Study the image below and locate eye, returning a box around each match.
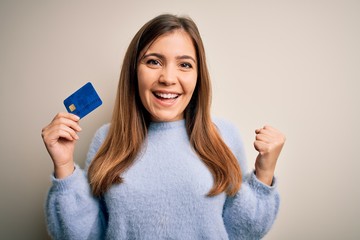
[180,62,193,69]
[146,59,161,66]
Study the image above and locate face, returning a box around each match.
[137,30,198,122]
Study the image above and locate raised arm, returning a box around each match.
[216,119,285,239]
[42,113,107,239]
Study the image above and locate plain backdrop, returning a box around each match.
[1,0,359,239]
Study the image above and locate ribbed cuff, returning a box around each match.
[50,164,88,192]
[248,170,278,196]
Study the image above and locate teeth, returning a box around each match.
[155,92,179,99]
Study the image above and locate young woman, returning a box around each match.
[42,14,285,240]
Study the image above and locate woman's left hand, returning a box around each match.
[254,125,286,186]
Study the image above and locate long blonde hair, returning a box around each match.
[88,14,242,197]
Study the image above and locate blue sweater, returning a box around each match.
[46,119,280,240]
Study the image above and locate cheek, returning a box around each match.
[137,67,157,91]
[137,70,149,104]
[137,68,145,87]
[184,74,198,94]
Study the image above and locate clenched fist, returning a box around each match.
[254,125,286,186]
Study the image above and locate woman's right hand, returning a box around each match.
[41,112,82,179]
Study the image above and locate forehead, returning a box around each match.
[142,30,196,58]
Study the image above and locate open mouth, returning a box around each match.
[153,92,180,100]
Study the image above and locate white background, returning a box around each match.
[0,0,359,239]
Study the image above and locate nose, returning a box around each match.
[159,65,177,85]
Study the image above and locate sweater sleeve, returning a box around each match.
[214,118,280,240]
[45,124,109,240]
[223,172,280,239]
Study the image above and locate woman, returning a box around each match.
[42,14,285,239]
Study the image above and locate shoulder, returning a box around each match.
[93,123,110,142]
[90,123,110,151]
[212,117,247,171]
[85,123,110,167]
[212,117,243,145]
[212,117,238,133]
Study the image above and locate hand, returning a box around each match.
[41,112,82,178]
[254,125,286,185]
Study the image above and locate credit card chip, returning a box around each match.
[69,104,76,112]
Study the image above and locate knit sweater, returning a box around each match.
[46,119,280,240]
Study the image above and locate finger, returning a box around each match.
[255,125,269,134]
[45,125,79,143]
[263,125,275,131]
[52,116,82,132]
[256,126,283,137]
[56,124,79,140]
[262,125,285,137]
[56,129,78,141]
[53,112,80,123]
[62,118,82,132]
[43,129,74,146]
[255,133,273,143]
[254,140,267,153]
[256,126,273,134]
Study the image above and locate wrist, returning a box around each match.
[54,162,75,179]
[254,168,274,186]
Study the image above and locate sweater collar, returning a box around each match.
[148,119,186,131]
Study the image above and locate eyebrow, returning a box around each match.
[142,53,197,64]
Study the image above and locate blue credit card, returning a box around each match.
[63,82,102,119]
